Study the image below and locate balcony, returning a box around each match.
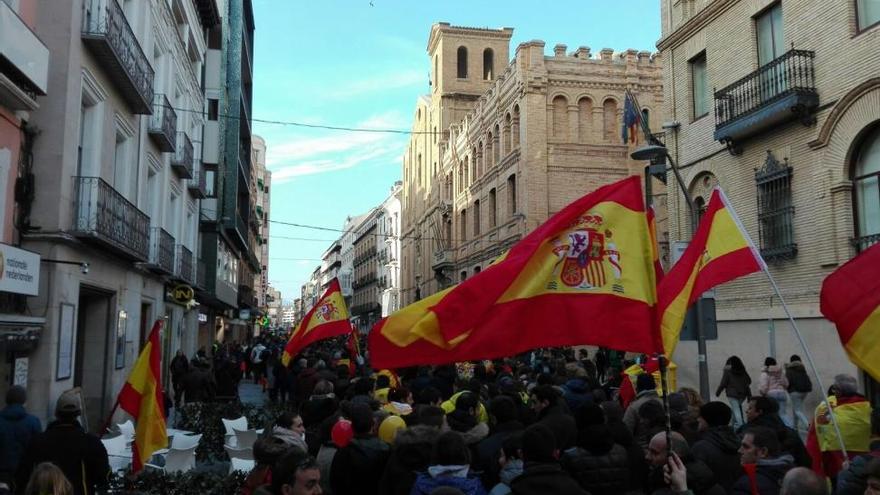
[175,244,194,284]
[714,49,818,154]
[72,177,150,261]
[432,249,454,271]
[188,169,207,198]
[351,302,381,316]
[193,0,220,28]
[196,257,207,290]
[148,94,176,152]
[171,132,194,178]
[853,233,880,253]
[0,0,49,111]
[147,227,175,274]
[81,0,154,114]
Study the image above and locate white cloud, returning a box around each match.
[323,69,426,100]
[269,142,403,184]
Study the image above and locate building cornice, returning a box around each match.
[656,0,739,52]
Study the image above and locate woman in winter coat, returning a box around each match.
[758,357,791,427]
[715,356,752,429]
[784,355,813,431]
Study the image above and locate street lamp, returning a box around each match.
[631,144,711,402]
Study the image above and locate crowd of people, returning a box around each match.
[0,337,878,495]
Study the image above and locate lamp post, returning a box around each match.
[631,144,711,402]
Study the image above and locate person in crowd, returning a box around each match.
[663,452,693,495]
[779,467,827,495]
[645,431,724,495]
[383,387,414,418]
[669,392,700,445]
[169,349,189,407]
[272,351,291,404]
[296,359,320,405]
[508,423,588,495]
[758,357,791,428]
[476,395,525,488]
[835,408,880,495]
[215,352,243,401]
[623,373,661,434]
[273,412,308,452]
[22,462,72,495]
[864,458,880,495]
[636,400,668,450]
[733,426,795,495]
[691,402,742,494]
[415,405,446,429]
[529,385,577,452]
[0,386,41,490]
[271,448,322,495]
[242,436,292,495]
[409,431,486,495]
[740,396,811,468]
[488,433,524,495]
[329,402,389,495]
[379,425,440,495]
[806,373,872,480]
[561,378,593,415]
[301,381,338,429]
[715,356,751,430]
[251,340,268,385]
[182,356,216,404]
[784,355,812,432]
[600,400,649,492]
[445,392,490,446]
[416,387,443,408]
[561,403,631,494]
[15,393,109,495]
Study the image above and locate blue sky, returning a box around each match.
[251,0,662,304]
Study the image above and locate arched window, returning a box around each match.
[417,153,422,186]
[493,124,501,163]
[503,113,512,153]
[603,98,618,141]
[485,133,493,170]
[552,95,568,139]
[457,46,468,78]
[853,125,880,251]
[458,161,464,193]
[483,48,494,80]
[474,144,481,180]
[578,97,593,143]
[433,56,438,89]
[512,105,520,148]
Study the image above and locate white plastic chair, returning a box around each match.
[171,433,202,450]
[116,420,135,444]
[147,446,197,474]
[222,416,248,447]
[233,428,259,450]
[224,445,254,461]
[229,457,255,474]
[101,435,131,472]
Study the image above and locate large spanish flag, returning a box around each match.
[281,278,351,365]
[820,242,880,382]
[117,319,167,473]
[656,187,765,355]
[370,176,662,368]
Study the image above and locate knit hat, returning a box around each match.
[699,401,732,427]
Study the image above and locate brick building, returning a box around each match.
[401,23,664,304]
[656,0,879,399]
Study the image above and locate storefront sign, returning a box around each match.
[168,284,194,305]
[0,243,40,296]
[239,309,251,320]
[13,357,28,386]
[198,312,208,323]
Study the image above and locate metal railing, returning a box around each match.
[188,169,207,198]
[171,132,193,178]
[72,177,150,260]
[853,233,880,253]
[81,0,153,112]
[149,94,176,151]
[149,227,175,274]
[176,244,194,283]
[714,49,816,129]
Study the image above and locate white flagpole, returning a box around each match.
[715,188,849,458]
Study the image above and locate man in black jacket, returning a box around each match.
[692,402,742,494]
[739,396,811,468]
[732,426,795,495]
[476,395,525,488]
[329,402,389,495]
[15,393,109,495]
[646,431,726,495]
[530,385,577,452]
[510,423,588,495]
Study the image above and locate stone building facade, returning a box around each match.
[656,0,879,401]
[352,208,380,332]
[401,23,664,305]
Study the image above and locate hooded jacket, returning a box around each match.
[409,466,488,495]
[379,425,438,495]
[537,404,578,452]
[715,366,752,400]
[784,361,812,393]
[732,454,794,495]
[691,426,743,493]
[0,404,41,481]
[623,389,660,433]
[510,462,590,495]
[489,459,524,495]
[329,434,390,495]
[562,379,593,413]
[758,366,788,396]
[476,420,525,487]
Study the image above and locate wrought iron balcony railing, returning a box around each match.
[175,244,194,283]
[72,177,150,261]
[148,227,175,274]
[713,49,818,153]
[853,233,880,253]
[188,168,207,198]
[148,94,176,152]
[171,132,193,178]
[81,0,154,114]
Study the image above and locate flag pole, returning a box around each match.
[657,354,673,463]
[759,268,848,459]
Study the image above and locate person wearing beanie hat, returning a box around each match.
[15,393,110,495]
[509,424,589,495]
[622,373,661,436]
[692,401,742,493]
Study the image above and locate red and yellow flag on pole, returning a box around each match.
[820,242,880,382]
[656,187,765,355]
[369,176,662,369]
[281,278,351,365]
[117,319,167,473]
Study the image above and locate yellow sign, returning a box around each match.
[170,284,194,305]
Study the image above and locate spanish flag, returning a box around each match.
[117,319,167,473]
[370,176,662,368]
[820,242,880,382]
[282,278,351,365]
[656,187,765,355]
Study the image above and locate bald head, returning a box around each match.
[781,467,827,495]
[646,431,689,466]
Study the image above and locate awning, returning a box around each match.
[0,314,45,352]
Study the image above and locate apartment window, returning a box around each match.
[205,169,217,197]
[207,99,219,120]
[489,188,497,228]
[457,46,468,78]
[857,0,880,31]
[853,125,880,252]
[483,48,494,80]
[507,174,517,215]
[460,208,467,241]
[602,98,618,141]
[474,200,481,236]
[756,3,783,66]
[460,271,467,282]
[690,52,709,119]
[756,151,796,260]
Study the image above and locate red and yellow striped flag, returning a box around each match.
[656,187,765,355]
[282,278,351,365]
[117,319,167,473]
[820,242,880,382]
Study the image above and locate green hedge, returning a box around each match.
[109,469,247,495]
[175,401,292,461]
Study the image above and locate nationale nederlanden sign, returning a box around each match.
[0,243,40,296]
